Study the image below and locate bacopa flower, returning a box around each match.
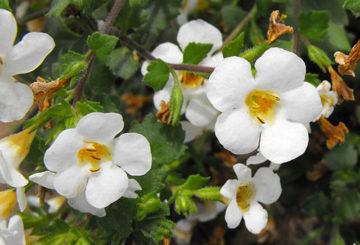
[141,19,222,128]
[29,112,152,212]
[0,9,54,122]
[0,215,26,245]
[220,164,281,234]
[207,48,322,164]
[316,80,337,119]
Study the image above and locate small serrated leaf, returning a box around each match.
[87,32,118,64]
[143,59,170,91]
[222,32,245,58]
[181,174,210,190]
[182,42,213,64]
[298,11,330,42]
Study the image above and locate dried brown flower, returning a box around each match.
[327,66,354,104]
[214,148,237,167]
[156,100,170,124]
[207,226,225,245]
[334,39,360,76]
[318,117,349,149]
[267,10,294,45]
[257,219,278,244]
[121,93,151,115]
[306,160,328,182]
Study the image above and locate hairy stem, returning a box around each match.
[293,0,301,54]
[222,5,256,48]
[72,54,95,105]
[100,0,125,34]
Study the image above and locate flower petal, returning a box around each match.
[113,133,152,176]
[246,152,267,165]
[7,215,25,245]
[220,179,239,200]
[253,167,281,204]
[260,118,308,164]
[5,32,54,76]
[185,93,218,127]
[68,192,105,217]
[180,121,204,143]
[225,199,242,229]
[177,19,222,53]
[44,129,83,172]
[0,81,33,122]
[207,57,254,112]
[29,171,56,189]
[215,108,260,155]
[0,9,17,54]
[0,151,27,187]
[243,201,268,234]
[76,112,124,143]
[123,179,142,198]
[53,166,89,198]
[153,81,173,110]
[141,42,183,75]
[233,163,252,182]
[281,82,322,124]
[16,187,27,212]
[85,163,128,208]
[254,47,305,92]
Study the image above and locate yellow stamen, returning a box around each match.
[77,141,111,169]
[180,72,205,89]
[245,90,280,125]
[236,182,255,212]
[0,190,16,220]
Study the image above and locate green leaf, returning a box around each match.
[106,47,140,80]
[130,113,187,164]
[143,59,170,91]
[87,32,118,64]
[328,21,351,51]
[305,73,321,87]
[296,228,323,245]
[168,71,183,126]
[135,165,168,194]
[299,11,330,42]
[86,58,115,95]
[343,0,360,17]
[250,20,265,45]
[221,5,246,31]
[303,192,330,218]
[115,1,143,33]
[181,174,210,190]
[182,42,213,64]
[333,191,360,220]
[76,100,104,115]
[47,0,71,16]
[130,0,149,6]
[332,227,345,245]
[55,50,87,79]
[222,32,245,58]
[240,43,268,62]
[307,44,332,72]
[0,0,11,10]
[136,192,164,221]
[324,143,357,171]
[97,198,137,239]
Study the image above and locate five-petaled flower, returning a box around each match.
[29,112,152,214]
[220,163,281,234]
[0,9,54,122]
[142,19,221,128]
[207,47,322,164]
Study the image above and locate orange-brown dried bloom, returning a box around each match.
[121,93,151,116]
[257,219,278,244]
[214,149,237,167]
[306,160,328,182]
[318,117,349,149]
[327,66,354,104]
[267,10,294,45]
[156,100,170,124]
[207,226,225,245]
[334,39,360,76]
[30,77,69,112]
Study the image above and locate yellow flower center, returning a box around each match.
[77,141,111,172]
[0,190,16,220]
[245,89,280,125]
[236,182,255,212]
[180,72,205,89]
[320,94,335,109]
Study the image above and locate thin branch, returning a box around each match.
[222,5,256,48]
[17,9,48,24]
[100,0,125,35]
[168,64,214,74]
[72,54,95,105]
[293,0,301,54]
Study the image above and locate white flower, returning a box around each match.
[220,164,281,234]
[0,215,26,245]
[27,195,66,213]
[29,112,152,212]
[316,80,337,119]
[0,9,54,122]
[142,19,222,128]
[180,119,215,143]
[207,47,322,164]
